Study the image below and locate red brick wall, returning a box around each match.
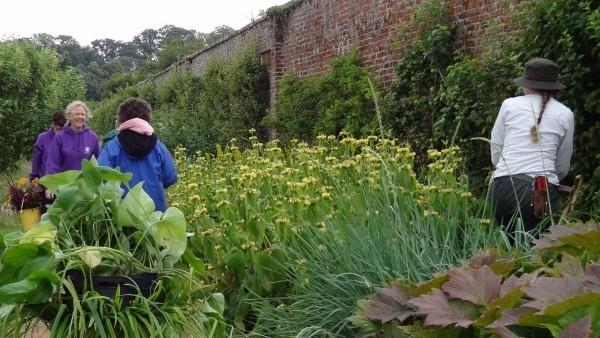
[153,0,520,101]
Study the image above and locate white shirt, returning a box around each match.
[491,94,574,185]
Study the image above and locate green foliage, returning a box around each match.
[90,82,156,136]
[153,43,269,153]
[0,161,225,337]
[388,0,600,214]
[268,51,385,141]
[156,37,204,70]
[353,222,600,337]
[171,136,511,335]
[263,72,321,141]
[514,0,600,216]
[0,40,86,173]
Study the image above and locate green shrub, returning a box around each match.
[267,51,385,142]
[388,0,600,215]
[0,40,86,172]
[264,72,321,141]
[515,0,600,216]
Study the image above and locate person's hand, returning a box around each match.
[45,189,54,200]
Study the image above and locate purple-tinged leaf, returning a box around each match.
[522,275,583,312]
[487,306,536,329]
[500,271,539,297]
[560,231,600,251]
[533,223,599,250]
[363,285,416,323]
[494,327,520,338]
[408,289,478,328]
[558,316,592,338]
[583,264,600,292]
[556,253,584,277]
[470,250,497,267]
[469,250,514,276]
[441,266,501,305]
[413,273,449,295]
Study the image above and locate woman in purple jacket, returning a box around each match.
[45,101,100,198]
[29,110,66,180]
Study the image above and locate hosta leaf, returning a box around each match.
[558,315,591,338]
[182,248,205,275]
[556,253,584,277]
[441,266,501,305]
[150,207,187,259]
[583,264,600,292]
[39,170,80,190]
[97,165,132,184]
[364,285,416,323]
[408,289,479,328]
[81,159,103,189]
[523,275,583,312]
[78,249,102,269]
[117,183,155,228]
[0,270,60,304]
[19,223,56,245]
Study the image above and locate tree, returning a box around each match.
[0,40,85,172]
[91,38,124,61]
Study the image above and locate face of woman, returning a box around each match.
[69,106,87,131]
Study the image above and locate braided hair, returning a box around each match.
[530,90,557,142]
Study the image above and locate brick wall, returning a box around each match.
[153,0,520,102]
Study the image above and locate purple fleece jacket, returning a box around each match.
[30,128,57,179]
[45,124,100,175]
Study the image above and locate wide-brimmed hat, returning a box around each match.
[513,58,565,90]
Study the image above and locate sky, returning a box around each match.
[0,0,289,46]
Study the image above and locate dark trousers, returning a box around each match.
[491,176,558,233]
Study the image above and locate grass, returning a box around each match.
[246,149,514,337]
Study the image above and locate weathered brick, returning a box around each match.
[153,0,521,105]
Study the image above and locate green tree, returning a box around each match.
[0,40,85,172]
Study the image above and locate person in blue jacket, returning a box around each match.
[98,97,177,212]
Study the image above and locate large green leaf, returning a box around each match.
[97,165,132,184]
[40,170,80,190]
[117,183,155,228]
[0,242,58,304]
[81,159,103,189]
[0,270,60,304]
[19,223,57,245]
[150,207,187,259]
[182,248,205,275]
[52,184,83,212]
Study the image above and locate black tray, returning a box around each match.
[65,269,158,305]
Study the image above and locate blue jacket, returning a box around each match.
[98,131,177,212]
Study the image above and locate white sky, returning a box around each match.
[0,0,289,46]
